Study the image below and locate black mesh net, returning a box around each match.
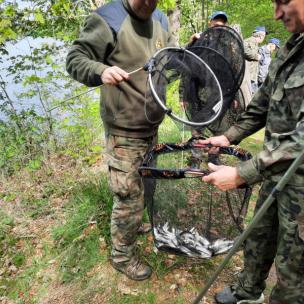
[206,88,247,136]
[139,138,252,258]
[190,26,245,91]
[146,47,223,127]
[186,46,237,122]
[186,26,246,136]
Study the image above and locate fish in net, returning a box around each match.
[139,137,252,258]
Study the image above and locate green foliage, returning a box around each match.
[216,0,290,42]
[159,0,176,12]
[0,115,46,175]
[0,0,90,46]
[0,211,14,243]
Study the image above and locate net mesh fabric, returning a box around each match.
[186,46,237,121]
[147,48,222,126]
[191,26,245,91]
[206,88,247,136]
[140,139,252,258]
[187,26,246,136]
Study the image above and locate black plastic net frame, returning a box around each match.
[186,26,246,136]
[139,137,252,259]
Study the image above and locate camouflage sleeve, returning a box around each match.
[237,114,304,185]
[66,13,114,87]
[223,76,271,184]
[244,38,259,61]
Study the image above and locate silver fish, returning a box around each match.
[209,239,234,255]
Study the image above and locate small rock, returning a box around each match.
[177,277,187,287]
[9,265,17,274]
[48,259,56,264]
[169,284,178,291]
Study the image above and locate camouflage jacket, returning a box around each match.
[225,34,304,186]
[244,36,260,83]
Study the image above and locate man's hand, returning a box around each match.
[198,135,231,147]
[188,33,201,45]
[101,66,129,85]
[202,163,246,191]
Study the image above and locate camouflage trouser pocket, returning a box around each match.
[108,157,134,198]
[106,135,155,200]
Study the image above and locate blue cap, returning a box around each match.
[269,37,280,48]
[210,11,228,22]
[253,26,268,34]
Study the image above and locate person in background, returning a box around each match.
[209,10,228,27]
[200,0,304,303]
[244,26,267,95]
[186,11,229,168]
[258,37,281,87]
[187,11,229,44]
[66,0,175,281]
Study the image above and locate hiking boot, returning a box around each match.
[138,223,152,234]
[111,257,152,281]
[215,286,264,304]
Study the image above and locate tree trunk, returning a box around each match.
[168,6,181,45]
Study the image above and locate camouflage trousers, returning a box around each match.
[233,180,304,304]
[106,134,156,264]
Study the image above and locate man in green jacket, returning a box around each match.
[66,0,174,281]
[200,0,304,303]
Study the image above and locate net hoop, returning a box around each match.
[147,47,224,127]
[138,136,252,179]
[192,25,245,91]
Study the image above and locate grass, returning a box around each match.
[52,177,113,282]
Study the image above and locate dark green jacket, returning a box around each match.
[225,34,304,186]
[66,0,174,138]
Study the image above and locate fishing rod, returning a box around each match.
[192,148,304,304]
[47,66,145,112]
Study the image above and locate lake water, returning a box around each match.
[0,37,99,121]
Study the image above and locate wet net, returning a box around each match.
[139,137,252,258]
[145,47,223,127]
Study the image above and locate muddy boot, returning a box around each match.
[111,256,152,281]
[215,286,264,304]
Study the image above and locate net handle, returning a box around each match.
[147,47,224,127]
